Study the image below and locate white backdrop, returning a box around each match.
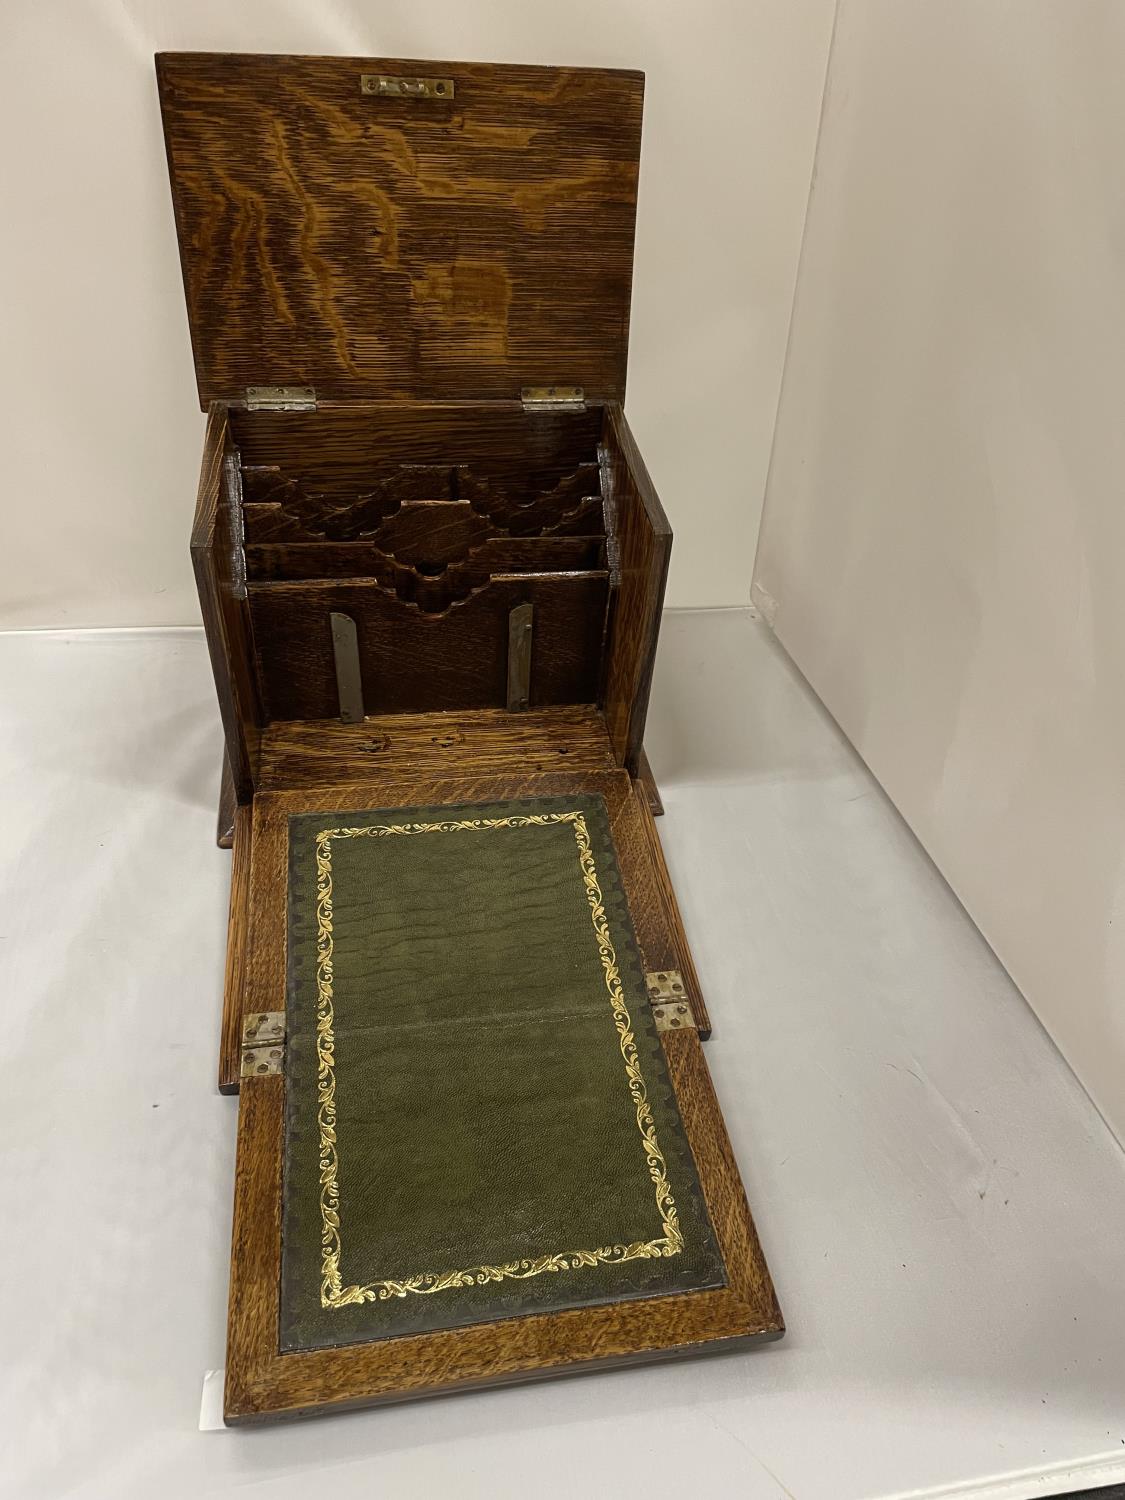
[1,0,834,627]
[755,0,1125,1144]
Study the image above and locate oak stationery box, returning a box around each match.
[157,50,782,1424]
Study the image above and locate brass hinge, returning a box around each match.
[245,385,316,412]
[240,1012,286,1078]
[645,971,696,1033]
[521,386,586,413]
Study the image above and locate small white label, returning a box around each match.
[198,1368,226,1431]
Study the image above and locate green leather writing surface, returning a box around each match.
[280,794,724,1352]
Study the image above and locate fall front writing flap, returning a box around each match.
[156,53,644,409]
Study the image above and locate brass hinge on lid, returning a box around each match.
[245,385,316,412]
[521,386,586,413]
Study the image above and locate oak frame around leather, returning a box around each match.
[226,770,782,1423]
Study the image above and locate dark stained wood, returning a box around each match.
[242,460,450,507]
[458,468,603,532]
[219,804,253,1094]
[244,489,603,549]
[240,467,448,541]
[156,54,643,408]
[241,492,605,547]
[240,457,602,536]
[217,751,236,847]
[235,506,314,543]
[635,747,664,816]
[248,573,609,720]
[230,404,601,484]
[245,535,605,583]
[229,401,613,724]
[246,538,605,612]
[600,405,671,772]
[258,704,616,789]
[226,771,781,1420]
[191,405,264,802]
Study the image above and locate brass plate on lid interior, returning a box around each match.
[361,74,454,100]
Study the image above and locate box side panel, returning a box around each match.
[191,404,264,800]
[601,407,672,770]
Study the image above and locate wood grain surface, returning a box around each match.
[230,404,601,482]
[242,489,604,547]
[601,406,672,771]
[191,406,263,802]
[248,572,609,719]
[218,804,254,1094]
[635,747,664,816]
[258,703,616,788]
[245,536,605,584]
[239,471,604,545]
[217,750,236,847]
[156,54,643,407]
[225,770,781,1420]
[249,541,604,614]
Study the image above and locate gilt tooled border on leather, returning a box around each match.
[280,793,725,1352]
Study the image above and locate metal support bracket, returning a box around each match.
[240,1012,286,1078]
[645,970,696,1033]
[331,612,365,724]
[507,603,533,711]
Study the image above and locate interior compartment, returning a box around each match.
[222,403,628,724]
[239,464,606,545]
[198,400,669,801]
[249,573,609,718]
[244,537,606,588]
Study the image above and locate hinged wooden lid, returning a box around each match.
[156,53,644,410]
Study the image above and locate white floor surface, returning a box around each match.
[2,609,1124,1500]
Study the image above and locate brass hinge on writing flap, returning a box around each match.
[521,386,586,413]
[645,971,697,1033]
[245,386,316,412]
[241,1012,285,1078]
